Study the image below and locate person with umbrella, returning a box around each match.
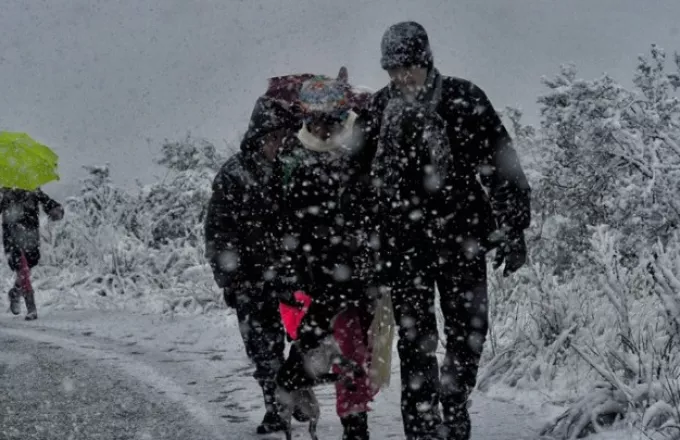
[1,188,63,319]
[0,131,63,320]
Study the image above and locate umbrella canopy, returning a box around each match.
[0,131,60,191]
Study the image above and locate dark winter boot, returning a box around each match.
[256,410,286,434]
[24,290,38,321]
[341,412,369,440]
[440,401,471,440]
[256,381,286,434]
[292,407,310,422]
[8,286,21,315]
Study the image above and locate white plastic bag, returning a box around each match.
[368,291,396,391]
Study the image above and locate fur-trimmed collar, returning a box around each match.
[296,111,358,152]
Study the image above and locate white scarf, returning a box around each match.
[296,111,358,152]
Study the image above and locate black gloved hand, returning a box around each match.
[48,205,65,221]
[210,262,232,290]
[223,287,238,309]
[269,273,306,308]
[492,229,527,277]
[276,289,306,308]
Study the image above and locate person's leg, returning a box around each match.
[341,412,369,440]
[389,256,441,439]
[7,283,21,315]
[437,254,488,440]
[6,226,42,320]
[5,245,21,316]
[8,272,22,315]
[335,307,372,440]
[22,247,40,320]
[234,281,286,433]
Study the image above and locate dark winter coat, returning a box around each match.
[355,69,531,257]
[274,135,370,306]
[0,188,61,271]
[204,96,300,291]
[204,154,279,288]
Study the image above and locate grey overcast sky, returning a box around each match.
[1,0,678,197]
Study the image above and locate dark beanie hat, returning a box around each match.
[380,21,433,70]
[240,96,300,154]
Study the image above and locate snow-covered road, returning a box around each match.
[0,329,220,440]
[0,311,544,439]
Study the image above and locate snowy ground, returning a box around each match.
[0,330,218,440]
[0,308,556,440]
[1,290,651,440]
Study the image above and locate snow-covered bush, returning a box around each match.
[135,133,229,247]
[481,45,680,439]
[156,133,228,173]
[538,46,680,263]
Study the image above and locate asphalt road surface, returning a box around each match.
[0,310,544,440]
[0,331,219,440]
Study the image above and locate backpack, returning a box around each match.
[263,68,371,115]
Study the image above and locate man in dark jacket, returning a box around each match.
[357,22,531,440]
[204,96,307,434]
[1,188,63,320]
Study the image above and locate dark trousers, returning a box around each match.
[387,249,488,439]
[3,227,40,272]
[233,281,285,411]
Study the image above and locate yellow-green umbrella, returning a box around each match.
[0,131,60,191]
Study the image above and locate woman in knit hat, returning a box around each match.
[273,72,375,440]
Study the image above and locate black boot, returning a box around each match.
[292,407,310,422]
[256,410,286,434]
[8,286,21,315]
[256,380,286,434]
[341,412,369,440]
[24,289,37,321]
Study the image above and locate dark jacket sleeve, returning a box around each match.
[204,164,243,288]
[348,98,390,285]
[35,189,61,214]
[353,92,387,179]
[348,92,389,233]
[470,85,531,234]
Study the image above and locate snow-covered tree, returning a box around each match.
[487,46,680,439]
[136,135,225,246]
[155,133,227,172]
